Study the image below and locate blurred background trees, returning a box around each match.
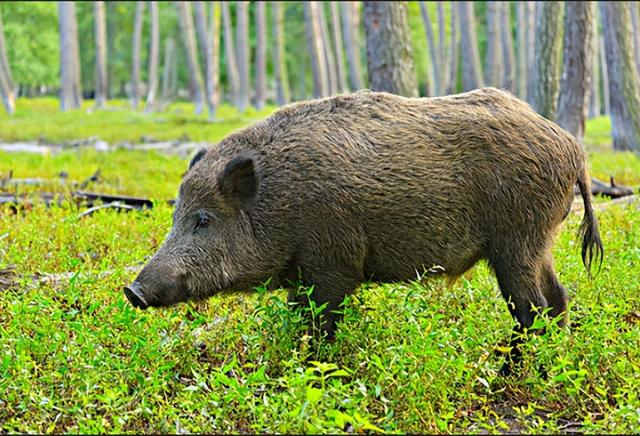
[0,1,639,151]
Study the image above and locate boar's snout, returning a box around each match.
[124,282,149,309]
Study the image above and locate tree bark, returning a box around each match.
[221,2,240,107]
[193,1,218,117]
[531,1,564,121]
[600,2,640,151]
[525,1,537,104]
[437,2,446,93]
[484,1,502,87]
[305,1,328,98]
[458,1,483,91]
[340,2,363,90]
[630,2,640,74]
[210,2,221,110]
[93,1,108,108]
[144,1,160,112]
[318,3,337,95]
[500,1,515,91]
[363,1,418,97]
[176,1,205,115]
[515,1,527,99]
[254,2,267,109]
[446,1,459,94]
[419,1,440,95]
[589,8,600,118]
[236,1,250,112]
[330,2,347,93]
[161,37,175,101]
[599,33,610,116]
[272,1,290,105]
[557,2,594,144]
[131,2,145,109]
[0,11,15,114]
[58,1,82,111]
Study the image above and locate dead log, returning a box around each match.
[574,177,637,198]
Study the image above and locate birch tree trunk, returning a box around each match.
[305,1,328,97]
[221,2,240,106]
[176,1,205,114]
[272,1,290,105]
[145,1,159,112]
[446,1,459,94]
[600,1,640,151]
[599,33,610,116]
[516,1,527,98]
[210,3,221,110]
[0,11,16,114]
[589,8,600,118]
[318,4,337,95]
[131,1,145,109]
[484,1,502,87]
[94,1,108,108]
[458,1,483,91]
[437,2,446,92]
[330,2,347,93]
[254,2,267,109]
[531,1,564,120]
[193,1,217,117]
[557,2,594,143]
[161,37,175,101]
[340,2,363,90]
[58,1,82,111]
[419,1,439,95]
[630,2,640,74]
[525,1,537,103]
[236,1,250,112]
[363,1,418,97]
[500,1,515,91]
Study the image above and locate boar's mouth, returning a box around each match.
[124,282,149,309]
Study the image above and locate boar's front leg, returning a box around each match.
[290,265,364,340]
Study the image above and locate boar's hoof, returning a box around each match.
[124,283,149,309]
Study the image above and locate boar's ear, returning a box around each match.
[188,148,208,171]
[218,156,258,207]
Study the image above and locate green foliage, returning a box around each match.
[1,106,640,432]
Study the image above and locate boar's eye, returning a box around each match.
[194,210,212,233]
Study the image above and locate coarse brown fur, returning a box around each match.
[125,88,603,369]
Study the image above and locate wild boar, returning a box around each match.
[124,88,603,370]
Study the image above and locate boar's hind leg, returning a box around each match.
[539,256,569,327]
[490,248,549,375]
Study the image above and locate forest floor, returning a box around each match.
[1,99,639,433]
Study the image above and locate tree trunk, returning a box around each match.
[419,2,439,95]
[531,1,564,120]
[446,1,459,94]
[131,2,145,109]
[176,1,205,115]
[161,37,175,101]
[254,2,267,109]
[210,2,221,110]
[193,1,217,117]
[0,11,15,114]
[236,1,250,112]
[58,1,82,111]
[221,2,240,106]
[516,1,527,99]
[630,2,640,74]
[589,8,600,118]
[340,2,363,90]
[458,1,483,91]
[272,1,290,105]
[599,33,610,116]
[94,1,108,108]
[363,1,418,97]
[525,1,537,104]
[500,1,515,91]
[600,2,640,151]
[305,1,328,98]
[318,3,337,95]
[557,2,594,144]
[330,2,347,93]
[144,1,160,112]
[437,2,446,93]
[484,1,503,87]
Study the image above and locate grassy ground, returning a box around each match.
[1,100,639,433]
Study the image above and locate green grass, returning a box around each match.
[1,100,640,433]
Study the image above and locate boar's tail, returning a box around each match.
[576,168,604,278]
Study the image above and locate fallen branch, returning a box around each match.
[573,177,637,199]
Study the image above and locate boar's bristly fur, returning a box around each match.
[126,88,603,370]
